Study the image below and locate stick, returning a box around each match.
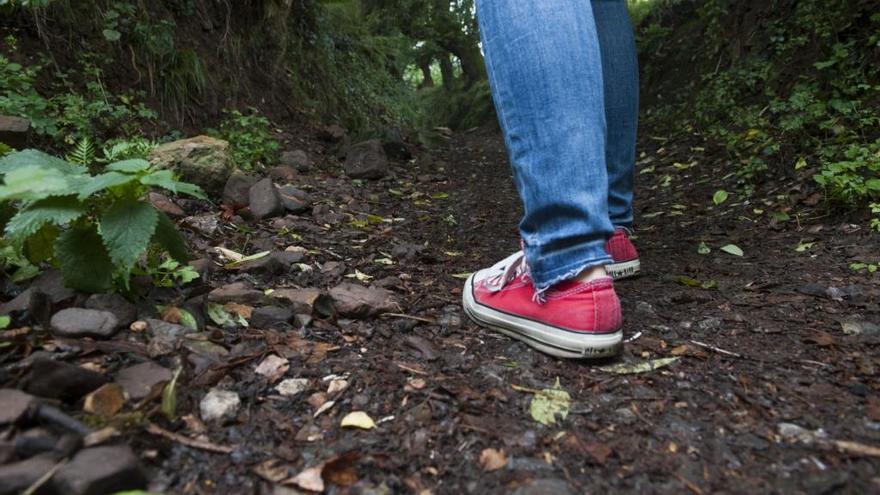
[380,313,436,324]
[146,423,234,454]
[689,340,743,359]
[22,458,67,495]
[673,472,704,495]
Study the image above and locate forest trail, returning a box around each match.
[3,127,879,494]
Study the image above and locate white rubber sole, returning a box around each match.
[462,274,623,359]
[606,259,641,280]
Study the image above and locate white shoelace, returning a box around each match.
[482,250,529,293]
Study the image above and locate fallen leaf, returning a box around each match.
[340,411,376,430]
[224,302,253,319]
[83,383,126,417]
[479,448,508,471]
[598,357,680,375]
[450,272,472,280]
[713,190,729,205]
[327,379,349,394]
[583,442,613,465]
[529,378,571,426]
[314,400,336,417]
[225,250,271,268]
[0,316,9,329]
[287,465,325,492]
[255,355,289,383]
[720,244,744,257]
[345,269,373,281]
[213,246,244,262]
[161,367,183,420]
[322,452,360,487]
[206,302,248,327]
[697,242,711,255]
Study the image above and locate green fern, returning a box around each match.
[65,137,96,167]
[0,148,205,292]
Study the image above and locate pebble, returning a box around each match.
[50,308,120,339]
[84,293,138,326]
[200,389,241,422]
[52,445,147,495]
[115,361,173,400]
[250,306,294,328]
[24,358,107,402]
[276,378,310,397]
[0,388,37,425]
[249,178,285,220]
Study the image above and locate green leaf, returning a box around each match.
[697,242,711,255]
[206,302,247,327]
[4,196,87,242]
[794,241,816,252]
[102,28,121,41]
[76,171,139,200]
[161,367,183,421]
[224,250,270,268]
[25,224,60,263]
[529,378,571,426]
[0,149,86,176]
[0,316,9,329]
[713,190,729,205]
[139,169,177,192]
[99,199,159,272]
[152,212,188,262]
[866,179,880,191]
[599,357,680,375]
[169,181,206,200]
[54,224,114,292]
[795,157,808,170]
[106,159,151,173]
[0,165,75,201]
[720,244,744,257]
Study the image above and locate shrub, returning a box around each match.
[209,109,279,170]
[0,149,204,292]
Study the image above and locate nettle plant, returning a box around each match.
[0,149,205,292]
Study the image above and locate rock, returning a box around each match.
[181,213,221,237]
[344,140,389,180]
[83,383,126,416]
[329,282,397,318]
[230,251,303,275]
[146,319,191,357]
[24,358,107,402]
[268,165,297,182]
[0,389,37,425]
[276,378,310,397]
[250,306,294,328]
[50,308,120,339]
[272,288,335,316]
[183,336,229,358]
[249,178,285,220]
[222,173,260,207]
[208,282,268,305]
[84,293,137,326]
[52,445,146,495]
[0,270,76,316]
[277,185,312,213]
[0,115,31,149]
[115,361,173,400]
[148,191,184,216]
[148,135,234,196]
[189,257,216,279]
[279,149,313,171]
[200,389,241,422]
[317,124,346,143]
[382,140,412,160]
[0,454,59,495]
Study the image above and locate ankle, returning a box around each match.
[575,265,608,282]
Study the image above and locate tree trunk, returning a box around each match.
[419,59,435,88]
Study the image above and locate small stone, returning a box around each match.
[222,173,260,207]
[268,165,297,182]
[327,379,349,395]
[317,124,346,143]
[276,378,310,397]
[382,140,412,160]
[0,270,76,316]
[130,320,148,332]
[148,191,185,216]
[200,389,241,422]
[183,336,229,358]
[50,308,120,339]
[307,392,328,409]
[249,178,285,220]
[615,407,637,426]
[0,388,37,425]
[250,306,294,328]
[208,282,268,305]
[24,358,107,402]
[329,282,398,318]
[277,185,312,213]
[181,213,221,237]
[0,454,58,495]
[189,257,215,279]
[146,319,190,357]
[84,293,138,326]
[0,115,31,149]
[279,149,313,171]
[52,446,146,495]
[115,361,173,400]
[512,479,574,495]
[272,288,334,316]
[344,139,388,180]
[83,383,126,416]
[255,355,289,383]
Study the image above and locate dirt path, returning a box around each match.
[3,128,879,494]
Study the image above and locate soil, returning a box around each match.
[2,126,880,494]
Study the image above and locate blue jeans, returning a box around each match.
[476,0,639,291]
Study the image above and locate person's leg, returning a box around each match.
[592,0,639,231]
[475,0,614,292]
[464,0,622,359]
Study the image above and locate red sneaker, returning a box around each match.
[462,252,623,358]
[605,229,640,280]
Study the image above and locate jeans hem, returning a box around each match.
[531,253,613,295]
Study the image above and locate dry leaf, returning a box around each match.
[340,411,376,430]
[479,448,508,471]
[224,302,253,319]
[254,354,289,383]
[287,465,325,492]
[327,379,349,395]
[83,383,126,416]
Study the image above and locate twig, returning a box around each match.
[689,340,743,359]
[145,423,234,454]
[22,457,67,495]
[673,472,704,495]
[380,313,436,324]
